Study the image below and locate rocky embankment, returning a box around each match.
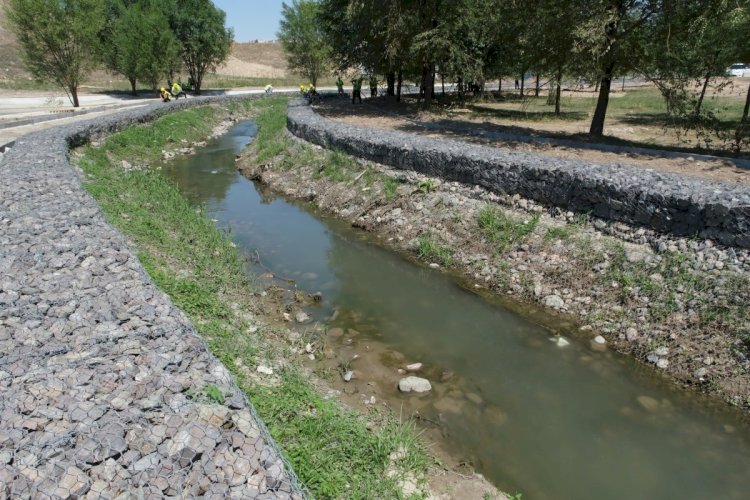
[238,130,750,412]
[0,98,304,498]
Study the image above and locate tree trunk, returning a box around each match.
[441,73,445,96]
[396,70,403,102]
[457,77,464,103]
[498,78,501,94]
[589,61,616,136]
[70,86,80,108]
[535,73,540,97]
[742,82,750,124]
[695,71,711,116]
[594,81,599,93]
[555,69,562,115]
[520,74,524,97]
[423,63,434,109]
[621,75,625,91]
[386,72,395,96]
[129,78,137,96]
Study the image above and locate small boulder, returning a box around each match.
[398,376,432,393]
[544,295,565,309]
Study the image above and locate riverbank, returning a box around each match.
[238,99,750,414]
[72,98,504,498]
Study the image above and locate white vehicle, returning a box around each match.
[728,63,750,77]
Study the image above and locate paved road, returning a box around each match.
[0,87,318,149]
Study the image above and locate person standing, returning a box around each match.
[369,75,378,98]
[352,77,363,104]
[336,76,344,95]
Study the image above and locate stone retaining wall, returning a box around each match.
[287,98,750,248]
[0,94,306,497]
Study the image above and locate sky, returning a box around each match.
[212,0,286,43]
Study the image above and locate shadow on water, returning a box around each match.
[163,119,750,500]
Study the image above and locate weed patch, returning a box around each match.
[478,205,540,252]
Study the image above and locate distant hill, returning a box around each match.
[0,0,32,81]
[216,42,289,78]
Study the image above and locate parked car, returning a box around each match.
[728,63,750,77]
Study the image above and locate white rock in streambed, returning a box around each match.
[555,337,570,347]
[405,363,423,372]
[343,371,353,382]
[398,376,432,393]
[594,335,606,345]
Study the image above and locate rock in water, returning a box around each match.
[556,337,570,347]
[343,371,353,382]
[594,335,606,345]
[405,363,423,372]
[398,376,432,393]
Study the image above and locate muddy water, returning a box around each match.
[163,120,750,500]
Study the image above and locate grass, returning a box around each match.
[477,205,540,252]
[75,98,431,498]
[318,149,357,182]
[417,233,454,266]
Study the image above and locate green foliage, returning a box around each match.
[478,205,540,252]
[316,149,353,181]
[382,176,399,201]
[417,233,453,266]
[278,0,330,86]
[254,98,292,163]
[103,1,180,94]
[4,0,105,106]
[247,370,430,497]
[169,0,233,94]
[417,179,436,194]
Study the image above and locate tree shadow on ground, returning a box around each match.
[465,104,588,122]
[314,96,750,160]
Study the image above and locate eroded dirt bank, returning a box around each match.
[237,131,750,415]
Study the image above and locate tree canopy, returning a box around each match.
[4,0,105,107]
[278,0,330,86]
[308,0,750,138]
[4,0,233,103]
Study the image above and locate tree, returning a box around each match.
[278,0,330,86]
[575,0,662,136]
[4,0,105,107]
[169,0,232,95]
[104,1,179,95]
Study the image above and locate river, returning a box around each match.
[162,119,750,499]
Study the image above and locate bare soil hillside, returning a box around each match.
[0,0,31,81]
[218,42,288,77]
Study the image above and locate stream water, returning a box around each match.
[162,120,750,499]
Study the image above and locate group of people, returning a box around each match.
[339,75,378,104]
[301,74,383,105]
[159,81,187,102]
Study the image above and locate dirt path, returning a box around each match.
[315,97,750,185]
